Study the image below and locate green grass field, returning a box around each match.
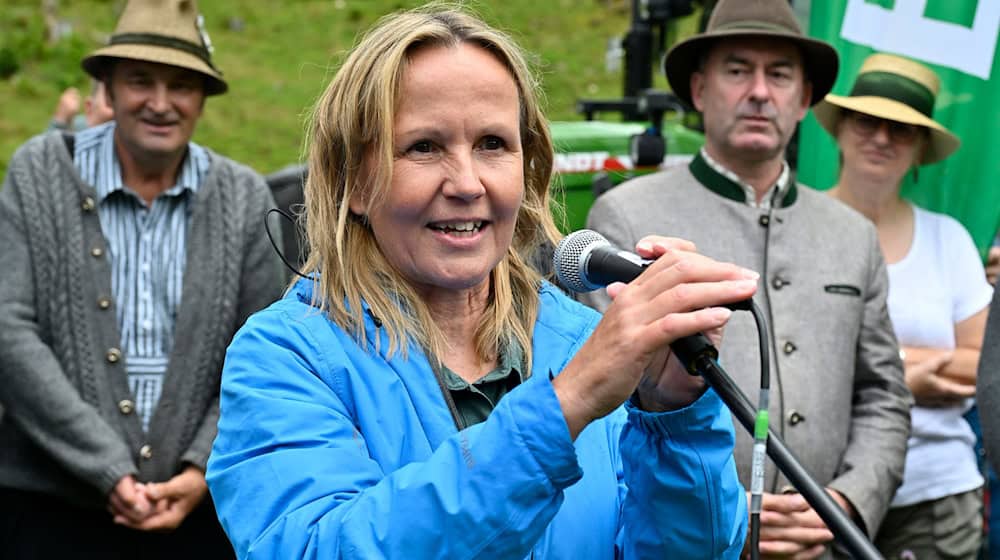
[0,0,697,178]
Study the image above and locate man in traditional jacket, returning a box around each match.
[581,0,912,557]
[0,0,283,557]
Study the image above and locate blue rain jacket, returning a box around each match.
[207,280,746,559]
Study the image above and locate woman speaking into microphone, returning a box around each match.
[206,5,757,558]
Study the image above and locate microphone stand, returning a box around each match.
[673,338,882,560]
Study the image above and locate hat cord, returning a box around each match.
[109,32,220,73]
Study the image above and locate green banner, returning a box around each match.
[798,0,1000,258]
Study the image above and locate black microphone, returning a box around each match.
[552,229,719,371]
[552,229,652,292]
[553,229,753,309]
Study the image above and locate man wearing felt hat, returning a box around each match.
[823,53,989,559]
[582,0,912,557]
[0,0,283,557]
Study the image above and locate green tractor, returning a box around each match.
[548,0,705,233]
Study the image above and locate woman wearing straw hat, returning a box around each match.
[817,53,991,558]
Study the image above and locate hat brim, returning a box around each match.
[813,95,960,164]
[664,31,838,108]
[82,44,227,96]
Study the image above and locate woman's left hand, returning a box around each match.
[606,236,756,412]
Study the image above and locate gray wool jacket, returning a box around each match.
[581,154,912,539]
[0,131,285,507]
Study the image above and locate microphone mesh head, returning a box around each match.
[553,229,609,293]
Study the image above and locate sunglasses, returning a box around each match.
[844,111,923,143]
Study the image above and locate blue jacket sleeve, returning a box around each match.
[207,307,584,560]
[617,389,747,559]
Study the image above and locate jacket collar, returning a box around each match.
[688,150,798,208]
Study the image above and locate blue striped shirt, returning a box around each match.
[74,122,209,431]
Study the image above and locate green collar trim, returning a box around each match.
[688,152,798,207]
[689,152,744,203]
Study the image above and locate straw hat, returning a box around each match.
[814,53,959,164]
[664,0,838,107]
[82,0,227,96]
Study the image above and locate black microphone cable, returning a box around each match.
[672,297,770,560]
[748,186,781,560]
[746,300,770,560]
[265,207,311,280]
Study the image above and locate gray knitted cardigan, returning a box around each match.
[0,132,285,507]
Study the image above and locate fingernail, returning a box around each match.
[741,268,760,280]
[712,308,732,322]
[636,241,652,253]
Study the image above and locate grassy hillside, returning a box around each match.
[0,0,697,178]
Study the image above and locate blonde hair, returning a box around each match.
[301,4,561,371]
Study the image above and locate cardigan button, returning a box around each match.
[783,341,797,355]
[97,297,112,310]
[81,197,96,212]
[771,276,788,290]
[788,410,805,426]
[139,444,153,460]
[118,399,135,415]
[90,247,104,258]
[106,348,122,363]
[758,215,770,227]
